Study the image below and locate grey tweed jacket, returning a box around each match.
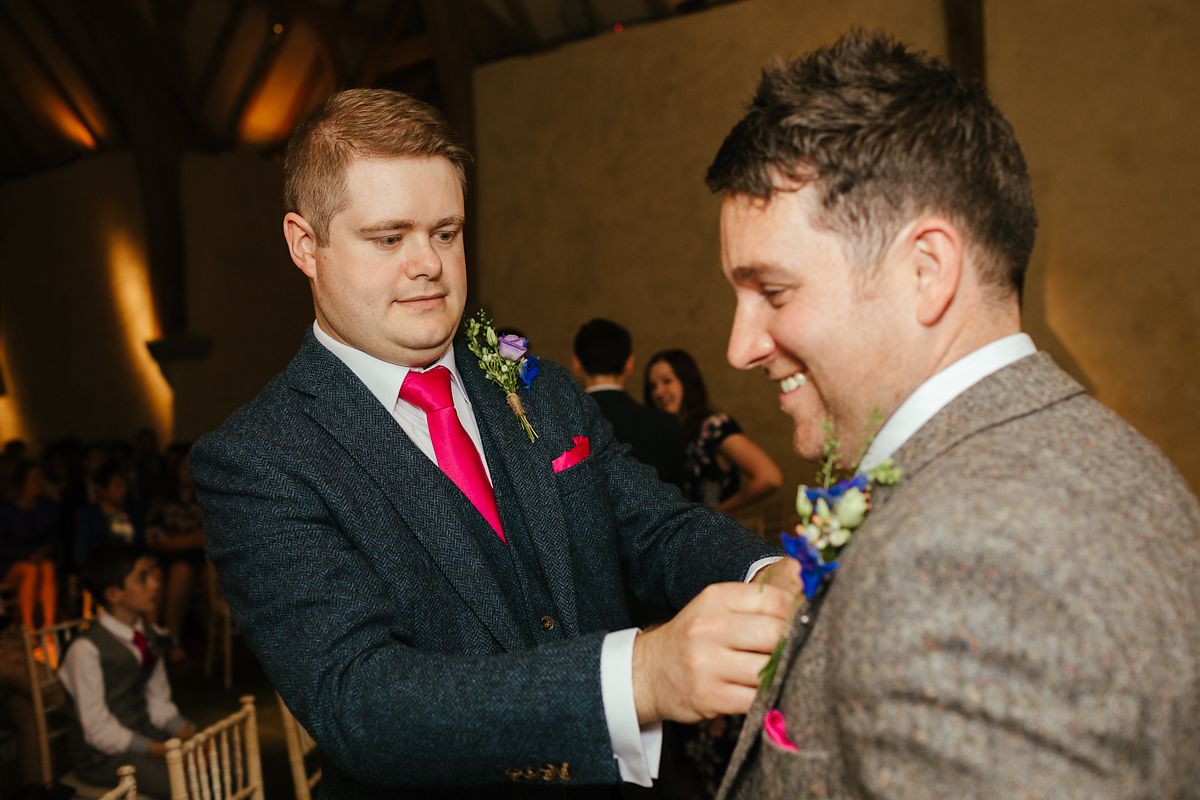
[719,353,1200,799]
[191,331,777,798]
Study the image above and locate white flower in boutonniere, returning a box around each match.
[465,310,539,443]
[757,413,901,690]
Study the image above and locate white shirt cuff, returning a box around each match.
[745,556,783,582]
[600,628,662,786]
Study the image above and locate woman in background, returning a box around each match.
[645,348,781,513]
[644,348,782,798]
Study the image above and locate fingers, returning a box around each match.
[700,581,795,621]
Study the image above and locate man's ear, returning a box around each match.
[623,354,635,379]
[103,585,121,609]
[908,217,964,327]
[283,212,319,278]
[570,355,584,379]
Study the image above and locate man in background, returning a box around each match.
[573,318,685,486]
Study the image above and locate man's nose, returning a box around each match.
[727,303,773,370]
[404,237,444,280]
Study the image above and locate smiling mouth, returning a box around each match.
[776,368,809,394]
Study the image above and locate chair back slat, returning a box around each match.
[97,764,138,800]
[165,696,263,800]
[276,691,323,800]
[219,727,232,799]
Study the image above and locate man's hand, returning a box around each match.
[750,558,804,597]
[631,582,795,725]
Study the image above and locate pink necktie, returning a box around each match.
[400,367,505,542]
[132,629,154,671]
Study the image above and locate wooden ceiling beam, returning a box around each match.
[0,3,104,148]
[194,0,248,115]
[31,0,127,144]
[245,0,377,37]
[943,0,986,84]
[225,17,292,139]
[353,0,421,86]
[360,33,435,84]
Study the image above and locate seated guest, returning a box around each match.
[645,349,782,513]
[73,464,138,571]
[572,318,686,485]
[0,461,60,633]
[0,603,45,788]
[59,544,195,799]
[145,454,204,663]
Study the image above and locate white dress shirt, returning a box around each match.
[860,333,1037,471]
[57,610,189,756]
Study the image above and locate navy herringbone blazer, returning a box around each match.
[192,331,777,798]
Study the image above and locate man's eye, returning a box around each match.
[434,230,458,244]
[761,287,787,304]
[376,235,402,248]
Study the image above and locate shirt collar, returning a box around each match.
[312,320,470,413]
[96,608,143,641]
[859,333,1036,471]
[584,383,624,394]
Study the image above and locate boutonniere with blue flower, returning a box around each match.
[758,412,901,690]
[465,310,540,442]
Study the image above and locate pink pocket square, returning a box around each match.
[763,709,799,752]
[552,435,591,473]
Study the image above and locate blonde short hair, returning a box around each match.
[283,89,471,245]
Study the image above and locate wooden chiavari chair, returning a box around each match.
[276,692,322,800]
[20,618,103,790]
[97,765,138,800]
[165,695,264,800]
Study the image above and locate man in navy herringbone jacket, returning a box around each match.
[191,89,795,798]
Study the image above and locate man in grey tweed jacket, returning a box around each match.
[706,32,1200,799]
[190,89,796,798]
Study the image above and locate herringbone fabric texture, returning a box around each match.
[720,353,1200,800]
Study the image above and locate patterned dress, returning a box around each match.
[682,413,743,508]
[679,413,746,796]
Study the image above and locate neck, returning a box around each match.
[919,291,1021,388]
[106,606,138,627]
[579,373,625,390]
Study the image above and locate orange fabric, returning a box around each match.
[4,559,57,629]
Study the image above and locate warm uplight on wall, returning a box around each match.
[105,227,173,437]
[0,345,25,443]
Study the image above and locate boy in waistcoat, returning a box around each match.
[58,544,194,797]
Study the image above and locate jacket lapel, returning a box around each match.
[454,337,581,637]
[285,333,524,650]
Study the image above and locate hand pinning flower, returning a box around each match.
[465,311,539,442]
[759,415,902,692]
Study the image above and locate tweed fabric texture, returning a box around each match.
[720,353,1200,799]
[191,331,778,798]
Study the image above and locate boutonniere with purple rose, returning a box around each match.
[758,412,901,690]
[466,310,540,442]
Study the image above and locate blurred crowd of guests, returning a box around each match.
[0,431,205,664]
